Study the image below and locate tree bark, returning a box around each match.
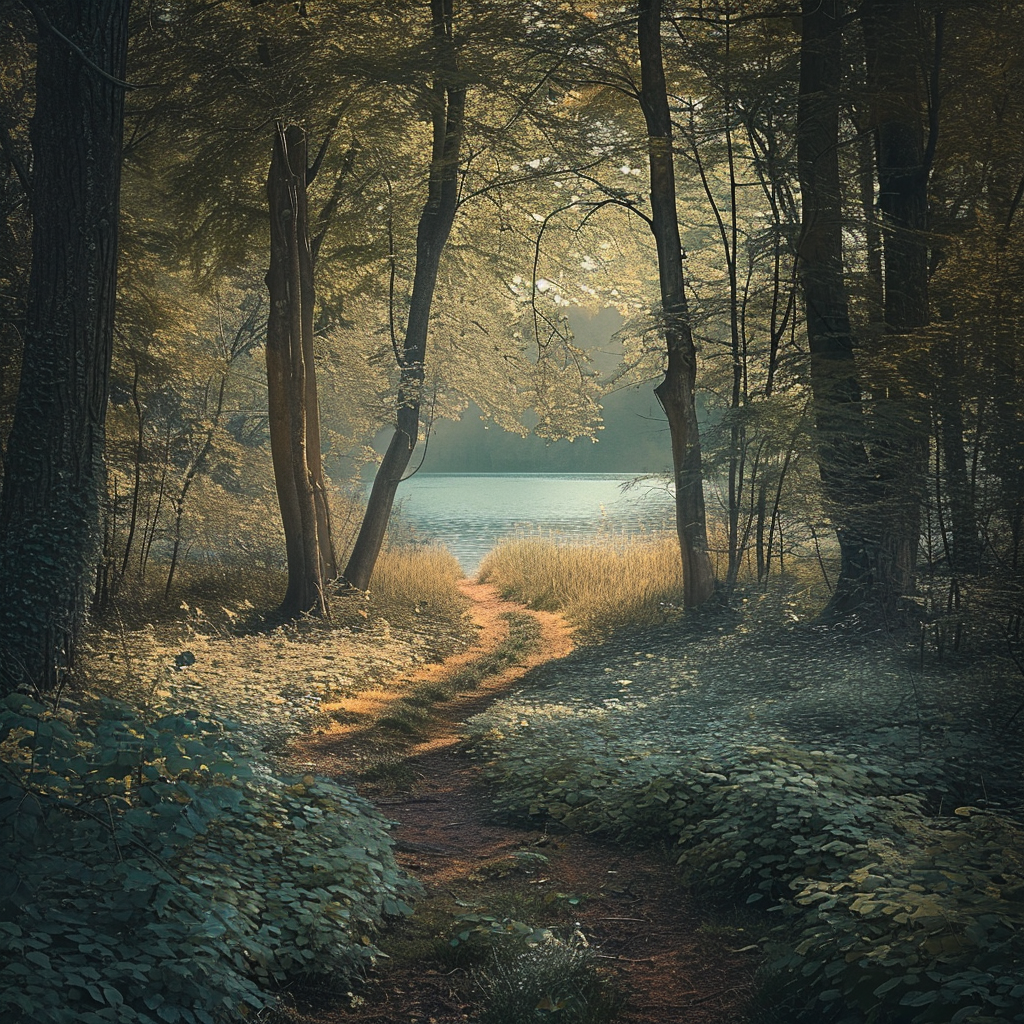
[342,0,464,592]
[265,122,335,616]
[861,0,935,598]
[0,0,131,693]
[637,0,716,609]
[796,0,880,617]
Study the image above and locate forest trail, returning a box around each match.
[286,579,574,773]
[285,581,757,1024]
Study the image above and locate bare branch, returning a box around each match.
[0,114,31,197]
[19,0,141,91]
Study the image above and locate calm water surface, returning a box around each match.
[390,473,675,573]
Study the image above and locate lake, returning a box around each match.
[388,472,676,573]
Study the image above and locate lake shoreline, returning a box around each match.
[387,471,677,574]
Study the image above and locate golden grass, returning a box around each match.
[477,532,684,635]
[109,543,469,636]
[365,543,468,626]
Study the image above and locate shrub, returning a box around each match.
[464,697,1024,1022]
[774,811,1024,1023]
[466,706,922,894]
[0,692,418,1023]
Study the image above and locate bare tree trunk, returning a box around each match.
[0,0,131,693]
[300,201,337,584]
[637,0,716,609]
[119,357,145,581]
[342,0,465,592]
[140,422,171,580]
[265,123,335,616]
[164,375,226,599]
[935,345,979,573]
[861,0,937,600]
[796,0,880,617]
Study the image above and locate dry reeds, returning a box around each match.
[367,543,468,626]
[477,532,683,635]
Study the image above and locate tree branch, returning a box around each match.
[19,0,141,91]
[0,114,31,197]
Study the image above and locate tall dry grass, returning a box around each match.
[364,543,468,627]
[478,532,684,635]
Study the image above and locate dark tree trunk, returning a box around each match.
[119,358,145,581]
[342,0,464,592]
[265,122,335,617]
[637,0,716,608]
[936,371,979,573]
[796,0,881,616]
[0,0,131,694]
[861,0,936,598]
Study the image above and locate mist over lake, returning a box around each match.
[389,472,676,573]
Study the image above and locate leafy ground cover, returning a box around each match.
[0,693,417,1024]
[0,545,472,1024]
[463,612,1024,1023]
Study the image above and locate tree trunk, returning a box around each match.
[342,0,464,592]
[0,0,131,694]
[119,358,145,581]
[164,374,226,599]
[265,122,335,616]
[861,0,936,599]
[637,0,716,609]
[796,0,880,617]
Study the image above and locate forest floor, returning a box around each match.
[277,580,760,1024]
[86,579,1021,1023]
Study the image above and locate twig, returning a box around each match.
[685,986,744,1005]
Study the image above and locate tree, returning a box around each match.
[265,122,337,616]
[341,0,465,591]
[637,0,716,607]
[0,3,32,470]
[859,0,937,594]
[665,7,803,592]
[0,0,132,693]
[795,0,880,616]
[125,0,409,615]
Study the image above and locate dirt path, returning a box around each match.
[286,582,757,1024]
[287,580,573,776]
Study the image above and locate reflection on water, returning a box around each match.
[388,472,675,574]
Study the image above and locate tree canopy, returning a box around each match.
[1,0,1023,672]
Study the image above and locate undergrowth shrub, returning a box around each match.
[0,693,418,1023]
[774,811,1024,1023]
[464,701,1024,1022]
[466,709,923,892]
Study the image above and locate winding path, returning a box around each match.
[287,579,573,774]
[285,581,757,1024]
